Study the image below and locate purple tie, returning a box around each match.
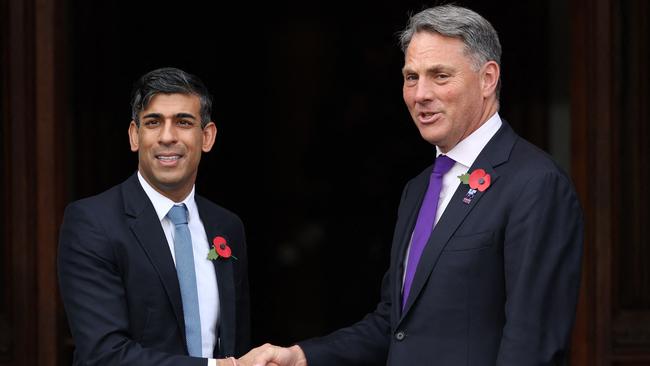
[402,155,456,309]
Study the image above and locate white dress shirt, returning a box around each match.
[402,112,503,288]
[137,172,219,364]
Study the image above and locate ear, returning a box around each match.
[201,121,217,152]
[128,121,140,152]
[480,61,500,98]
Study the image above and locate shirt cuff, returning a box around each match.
[208,358,217,366]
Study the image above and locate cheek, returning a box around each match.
[404,93,418,114]
[136,133,156,149]
[439,86,460,103]
[402,88,411,104]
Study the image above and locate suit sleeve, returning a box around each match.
[297,271,391,366]
[58,202,206,366]
[297,183,412,366]
[497,171,583,365]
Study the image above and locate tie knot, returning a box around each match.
[433,155,455,175]
[167,204,188,225]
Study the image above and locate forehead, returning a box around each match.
[403,31,471,68]
[141,93,201,116]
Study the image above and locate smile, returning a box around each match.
[156,155,181,161]
[155,154,183,165]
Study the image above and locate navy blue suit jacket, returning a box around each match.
[300,122,583,365]
[58,174,250,366]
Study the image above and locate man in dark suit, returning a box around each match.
[246,5,583,366]
[58,67,250,366]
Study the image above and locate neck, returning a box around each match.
[138,171,194,203]
[438,98,499,154]
[160,188,192,203]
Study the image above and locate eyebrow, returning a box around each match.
[141,112,198,120]
[402,64,455,75]
[175,113,197,120]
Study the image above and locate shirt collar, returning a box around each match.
[137,171,198,222]
[436,112,503,168]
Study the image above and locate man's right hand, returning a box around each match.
[237,344,307,366]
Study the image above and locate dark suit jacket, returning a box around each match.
[300,122,583,365]
[58,174,250,366]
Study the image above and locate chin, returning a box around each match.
[416,123,447,143]
[418,131,445,146]
[152,173,183,186]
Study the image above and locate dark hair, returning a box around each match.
[130,67,213,127]
[398,5,501,69]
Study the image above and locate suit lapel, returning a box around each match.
[391,169,431,321]
[122,174,186,341]
[196,196,236,358]
[399,123,517,319]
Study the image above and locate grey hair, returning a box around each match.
[130,67,213,128]
[398,5,502,71]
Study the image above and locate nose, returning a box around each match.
[414,78,434,104]
[159,120,178,144]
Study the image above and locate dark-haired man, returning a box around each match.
[246,4,583,366]
[58,67,250,366]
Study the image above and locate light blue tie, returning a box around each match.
[167,204,202,357]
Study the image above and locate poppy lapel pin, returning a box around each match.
[458,168,491,205]
[207,236,238,261]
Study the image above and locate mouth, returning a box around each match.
[155,153,183,165]
[417,111,441,124]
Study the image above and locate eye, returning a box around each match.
[435,73,450,82]
[404,73,418,81]
[143,120,159,127]
[403,73,418,86]
[177,120,195,127]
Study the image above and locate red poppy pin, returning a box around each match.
[458,169,491,204]
[207,236,237,261]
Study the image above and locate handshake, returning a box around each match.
[219,344,307,366]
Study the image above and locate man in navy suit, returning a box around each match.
[58,67,250,366]
[246,5,583,366]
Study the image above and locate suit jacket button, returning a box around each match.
[395,331,405,341]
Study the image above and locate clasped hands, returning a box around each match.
[219,344,307,366]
